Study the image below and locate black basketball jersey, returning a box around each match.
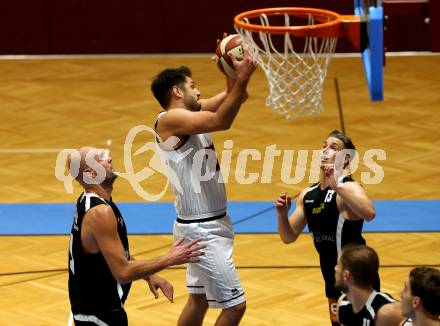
[303,176,365,257]
[338,291,396,326]
[68,192,131,315]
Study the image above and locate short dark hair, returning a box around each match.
[328,130,356,151]
[409,267,440,315]
[340,244,379,288]
[151,66,192,109]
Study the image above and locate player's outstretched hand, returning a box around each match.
[166,238,206,266]
[146,274,174,303]
[275,191,291,215]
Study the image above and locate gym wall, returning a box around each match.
[0,0,437,54]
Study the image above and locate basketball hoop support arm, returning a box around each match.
[340,15,361,51]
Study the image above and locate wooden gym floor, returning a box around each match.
[0,54,439,325]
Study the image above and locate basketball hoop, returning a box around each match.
[234,7,360,120]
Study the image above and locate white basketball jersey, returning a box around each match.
[155,112,227,220]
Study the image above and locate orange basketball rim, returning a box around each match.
[232,7,367,119]
[234,7,361,50]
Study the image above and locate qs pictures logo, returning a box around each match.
[55,125,387,201]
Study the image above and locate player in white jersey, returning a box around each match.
[155,114,227,220]
[151,47,257,326]
[399,267,440,326]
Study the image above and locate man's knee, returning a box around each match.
[188,294,209,310]
[225,301,246,317]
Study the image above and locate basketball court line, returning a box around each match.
[3,263,440,277]
[0,271,66,288]
[0,268,66,277]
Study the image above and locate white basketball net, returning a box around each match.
[235,13,338,120]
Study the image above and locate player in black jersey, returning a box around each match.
[275,130,378,325]
[400,267,440,326]
[335,244,404,326]
[68,147,206,325]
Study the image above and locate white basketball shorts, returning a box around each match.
[173,214,245,309]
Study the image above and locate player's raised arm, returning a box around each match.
[200,76,248,112]
[275,189,308,244]
[153,52,257,141]
[335,180,376,221]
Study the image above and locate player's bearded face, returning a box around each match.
[182,83,201,111]
[106,168,118,182]
[97,150,118,183]
[183,92,201,111]
[104,162,117,183]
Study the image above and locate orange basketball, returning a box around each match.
[215,34,244,79]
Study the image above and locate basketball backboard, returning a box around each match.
[355,0,384,101]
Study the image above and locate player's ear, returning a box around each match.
[344,154,350,167]
[343,269,350,282]
[172,85,183,99]
[412,296,421,309]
